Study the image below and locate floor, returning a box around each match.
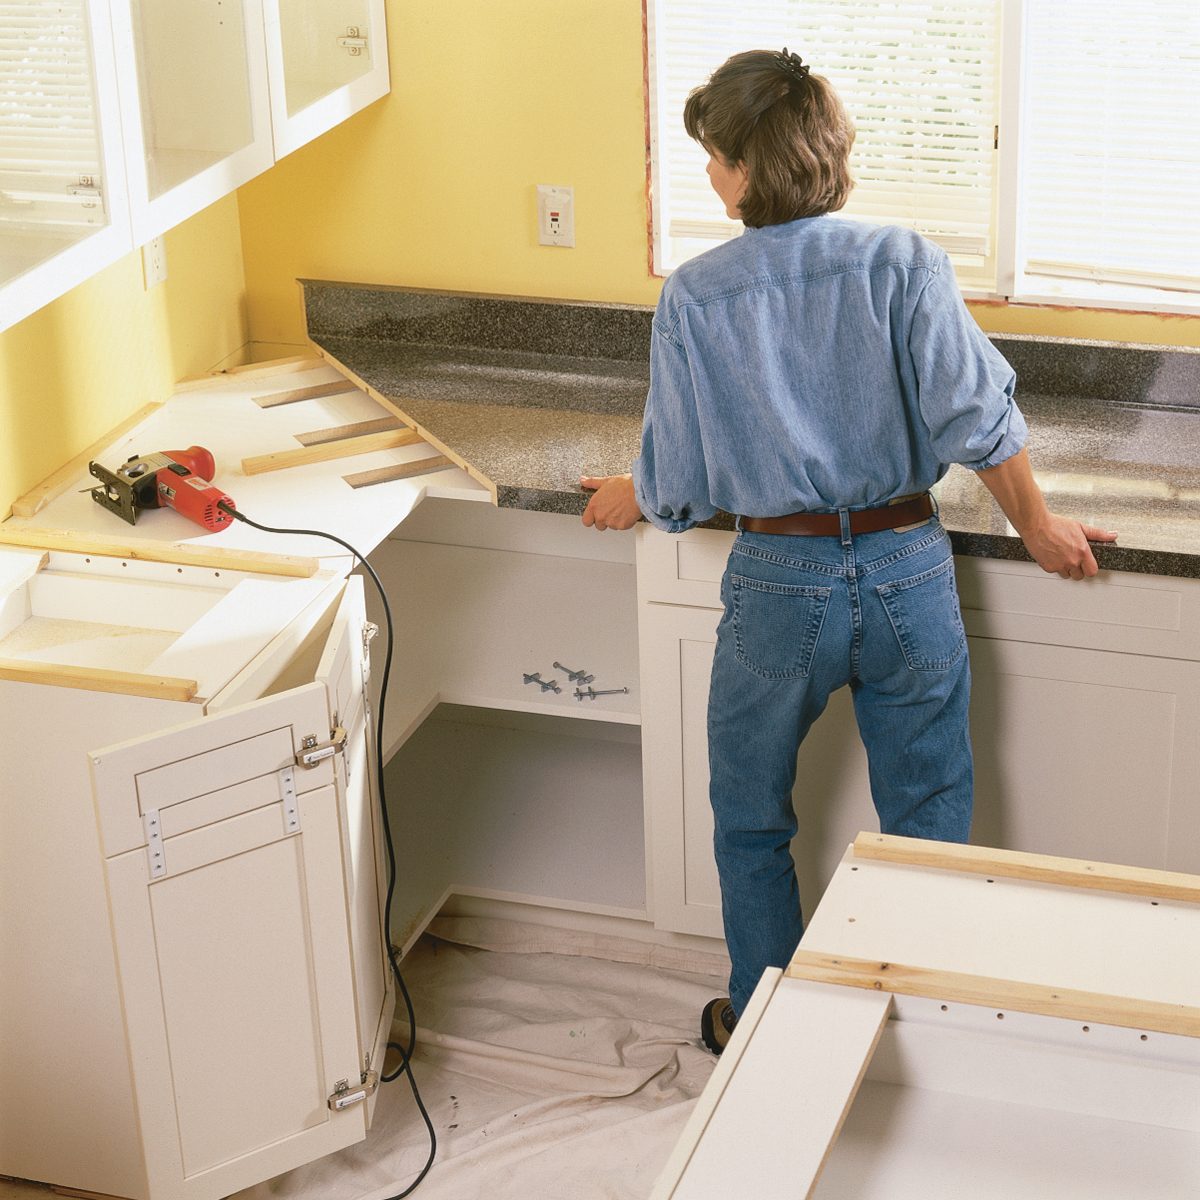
[3,920,725,1200]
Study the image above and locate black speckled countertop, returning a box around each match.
[302,281,1200,579]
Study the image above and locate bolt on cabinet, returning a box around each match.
[0,546,393,1200]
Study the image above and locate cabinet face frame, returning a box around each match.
[109,0,275,244]
[261,0,390,160]
[0,0,133,332]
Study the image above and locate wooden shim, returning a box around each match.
[240,427,423,476]
[309,342,500,504]
[786,950,1200,1038]
[173,353,325,392]
[0,659,197,702]
[342,455,457,489]
[219,353,323,377]
[853,832,1200,905]
[252,379,358,408]
[50,1184,133,1200]
[0,528,318,578]
[9,402,163,519]
[294,415,405,446]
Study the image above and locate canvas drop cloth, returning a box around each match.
[231,918,728,1200]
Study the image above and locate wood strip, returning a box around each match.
[0,528,318,578]
[50,1184,133,1200]
[308,342,500,504]
[240,427,423,476]
[294,415,405,446]
[0,659,198,702]
[220,353,323,377]
[853,832,1200,904]
[252,379,358,408]
[786,950,1200,1038]
[173,353,327,392]
[8,402,163,519]
[342,454,457,489]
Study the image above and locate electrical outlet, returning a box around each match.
[537,185,575,248]
[141,236,167,289]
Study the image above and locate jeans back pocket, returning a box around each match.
[875,557,966,671]
[730,574,832,679]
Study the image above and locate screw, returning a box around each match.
[538,678,562,694]
[522,672,543,686]
[553,661,594,684]
[574,686,630,701]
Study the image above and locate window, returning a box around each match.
[646,0,1200,312]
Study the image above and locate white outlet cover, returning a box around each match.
[141,236,167,289]
[537,185,575,248]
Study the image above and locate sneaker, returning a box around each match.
[700,997,738,1055]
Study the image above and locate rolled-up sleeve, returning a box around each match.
[909,259,1027,471]
[632,320,718,533]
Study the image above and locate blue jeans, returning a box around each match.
[707,516,972,1014]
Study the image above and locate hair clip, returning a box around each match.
[776,47,811,83]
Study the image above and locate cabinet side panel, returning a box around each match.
[0,682,184,1198]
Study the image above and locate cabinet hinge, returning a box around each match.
[278,766,300,832]
[328,1069,378,1111]
[144,808,166,879]
[338,27,368,56]
[295,726,347,769]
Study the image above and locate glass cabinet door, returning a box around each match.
[0,0,131,331]
[111,0,274,243]
[264,0,388,159]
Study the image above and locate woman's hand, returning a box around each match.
[581,474,641,531]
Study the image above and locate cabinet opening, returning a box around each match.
[384,702,647,946]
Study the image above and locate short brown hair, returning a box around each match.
[683,50,855,227]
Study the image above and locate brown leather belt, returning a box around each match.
[740,494,934,536]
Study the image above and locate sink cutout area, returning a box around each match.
[0,568,227,674]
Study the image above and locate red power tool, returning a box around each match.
[89,445,236,532]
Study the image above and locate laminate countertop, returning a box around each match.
[302,282,1200,579]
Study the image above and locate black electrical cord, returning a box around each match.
[219,501,436,1197]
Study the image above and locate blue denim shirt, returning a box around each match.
[633,216,1026,533]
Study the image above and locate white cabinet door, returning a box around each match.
[263,0,389,159]
[0,0,132,331]
[90,679,372,1198]
[110,0,274,244]
[639,602,876,939]
[314,574,393,1120]
[968,636,1200,875]
[642,596,1200,942]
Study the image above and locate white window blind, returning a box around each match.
[0,1,106,231]
[1022,1,1200,294]
[649,0,1001,273]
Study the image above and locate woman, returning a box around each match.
[582,49,1115,1054]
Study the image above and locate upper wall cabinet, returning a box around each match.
[0,0,390,334]
[110,0,276,245]
[0,0,132,331]
[263,0,388,160]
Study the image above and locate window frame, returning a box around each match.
[644,0,1200,317]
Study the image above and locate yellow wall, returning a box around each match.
[237,0,1200,351]
[0,197,248,516]
[237,0,661,345]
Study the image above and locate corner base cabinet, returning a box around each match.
[0,549,392,1200]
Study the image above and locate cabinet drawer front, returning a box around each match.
[957,558,1200,659]
[637,526,732,610]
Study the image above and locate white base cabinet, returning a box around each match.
[637,526,1200,941]
[0,553,391,1200]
